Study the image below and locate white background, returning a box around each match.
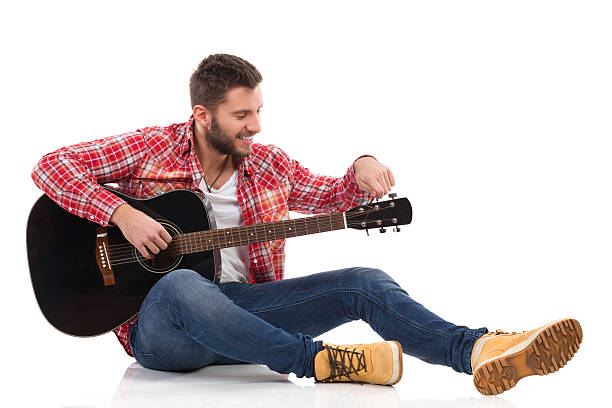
[1,1,610,407]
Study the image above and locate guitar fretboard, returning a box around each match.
[166,212,346,255]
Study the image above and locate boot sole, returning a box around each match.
[473,318,582,396]
[384,340,403,385]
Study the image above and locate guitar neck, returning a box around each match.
[168,212,346,255]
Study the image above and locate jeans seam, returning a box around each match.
[140,300,183,333]
[137,351,187,371]
[249,288,452,339]
[463,328,487,375]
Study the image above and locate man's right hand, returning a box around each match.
[110,203,172,259]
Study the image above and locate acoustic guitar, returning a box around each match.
[26,189,412,337]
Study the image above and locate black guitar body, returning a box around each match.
[27,187,412,338]
[26,189,218,337]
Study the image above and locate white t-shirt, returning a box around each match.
[199,170,250,283]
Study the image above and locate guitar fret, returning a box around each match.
[267,223,274,240]
[238,226,246,246]
[239,226,246,247]
[208,230,214,250]
[249,224,256,245]
[236,227,242,246]
[274,218,284,241]
[286,219,297,238]
[212,229,220,250]
[227,228,234,247]
[236,226,244,246]
[171,213,347,257]
[321,215,329,232]
[222,229,228,248]
[185,212,347,254]
[219,228,226,249]
[221,228,228,249]
[297,218,310,237]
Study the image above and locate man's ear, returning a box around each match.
[193,105,213,127]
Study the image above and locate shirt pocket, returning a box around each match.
[135,177,192,198]
[258,185,290,251]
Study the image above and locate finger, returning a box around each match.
[358,179,375,195]
[372,173,390,195]
[369,179,386,198]
[144,240,161,255]
[136,244,152,259]
[381,168,393,192]
[388,168,396,186]
[160,228,173,244]
[152,234,169,251]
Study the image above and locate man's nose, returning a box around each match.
[246,114,261,134]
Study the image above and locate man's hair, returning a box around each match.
[189,54,263,111]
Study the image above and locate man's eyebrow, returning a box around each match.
[230,104,263,115]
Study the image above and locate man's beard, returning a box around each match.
[205,115,253,158]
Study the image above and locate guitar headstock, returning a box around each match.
[344,194,412,232]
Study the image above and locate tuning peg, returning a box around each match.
[389,193,397,199]
[366,229,370,236]
[379,227,386,233]
[393,226,401,232]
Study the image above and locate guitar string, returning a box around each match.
[105,215,347,254]
[107,217,401,266]
[104,206,387,252]
[106,214,386,262]
[104,207,382,251]
[106,215,394,263]
[108,218,398,266]
[105,209,395,262]
[108,218,347,265]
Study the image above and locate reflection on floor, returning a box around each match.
[107,363,515,408]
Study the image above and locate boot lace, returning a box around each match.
[492,329,523,336]
[320,345,368,382]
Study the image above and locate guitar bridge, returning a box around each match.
[96,227,115,286]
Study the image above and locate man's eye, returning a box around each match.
[236,114,247,119]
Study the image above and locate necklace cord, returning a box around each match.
[202,155,229,193]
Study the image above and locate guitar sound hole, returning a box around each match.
[134,220,184,274]
[140,252,180,272]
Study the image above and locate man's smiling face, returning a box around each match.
[205,85,263,157]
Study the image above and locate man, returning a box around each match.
[32,54,582,395]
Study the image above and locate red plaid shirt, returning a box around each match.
[31,115,373,356]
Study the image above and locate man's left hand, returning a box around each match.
[353,156,395,199]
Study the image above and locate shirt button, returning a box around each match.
[253,259,258,264]
[243,198,246,203]
[90,215,94,220]
[69,207,73,211]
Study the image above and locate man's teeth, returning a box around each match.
[238,135,253,140]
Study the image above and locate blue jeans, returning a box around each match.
[129,267,488,377]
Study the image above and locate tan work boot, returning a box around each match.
[314,341,403,385]
[471,318,583,395]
